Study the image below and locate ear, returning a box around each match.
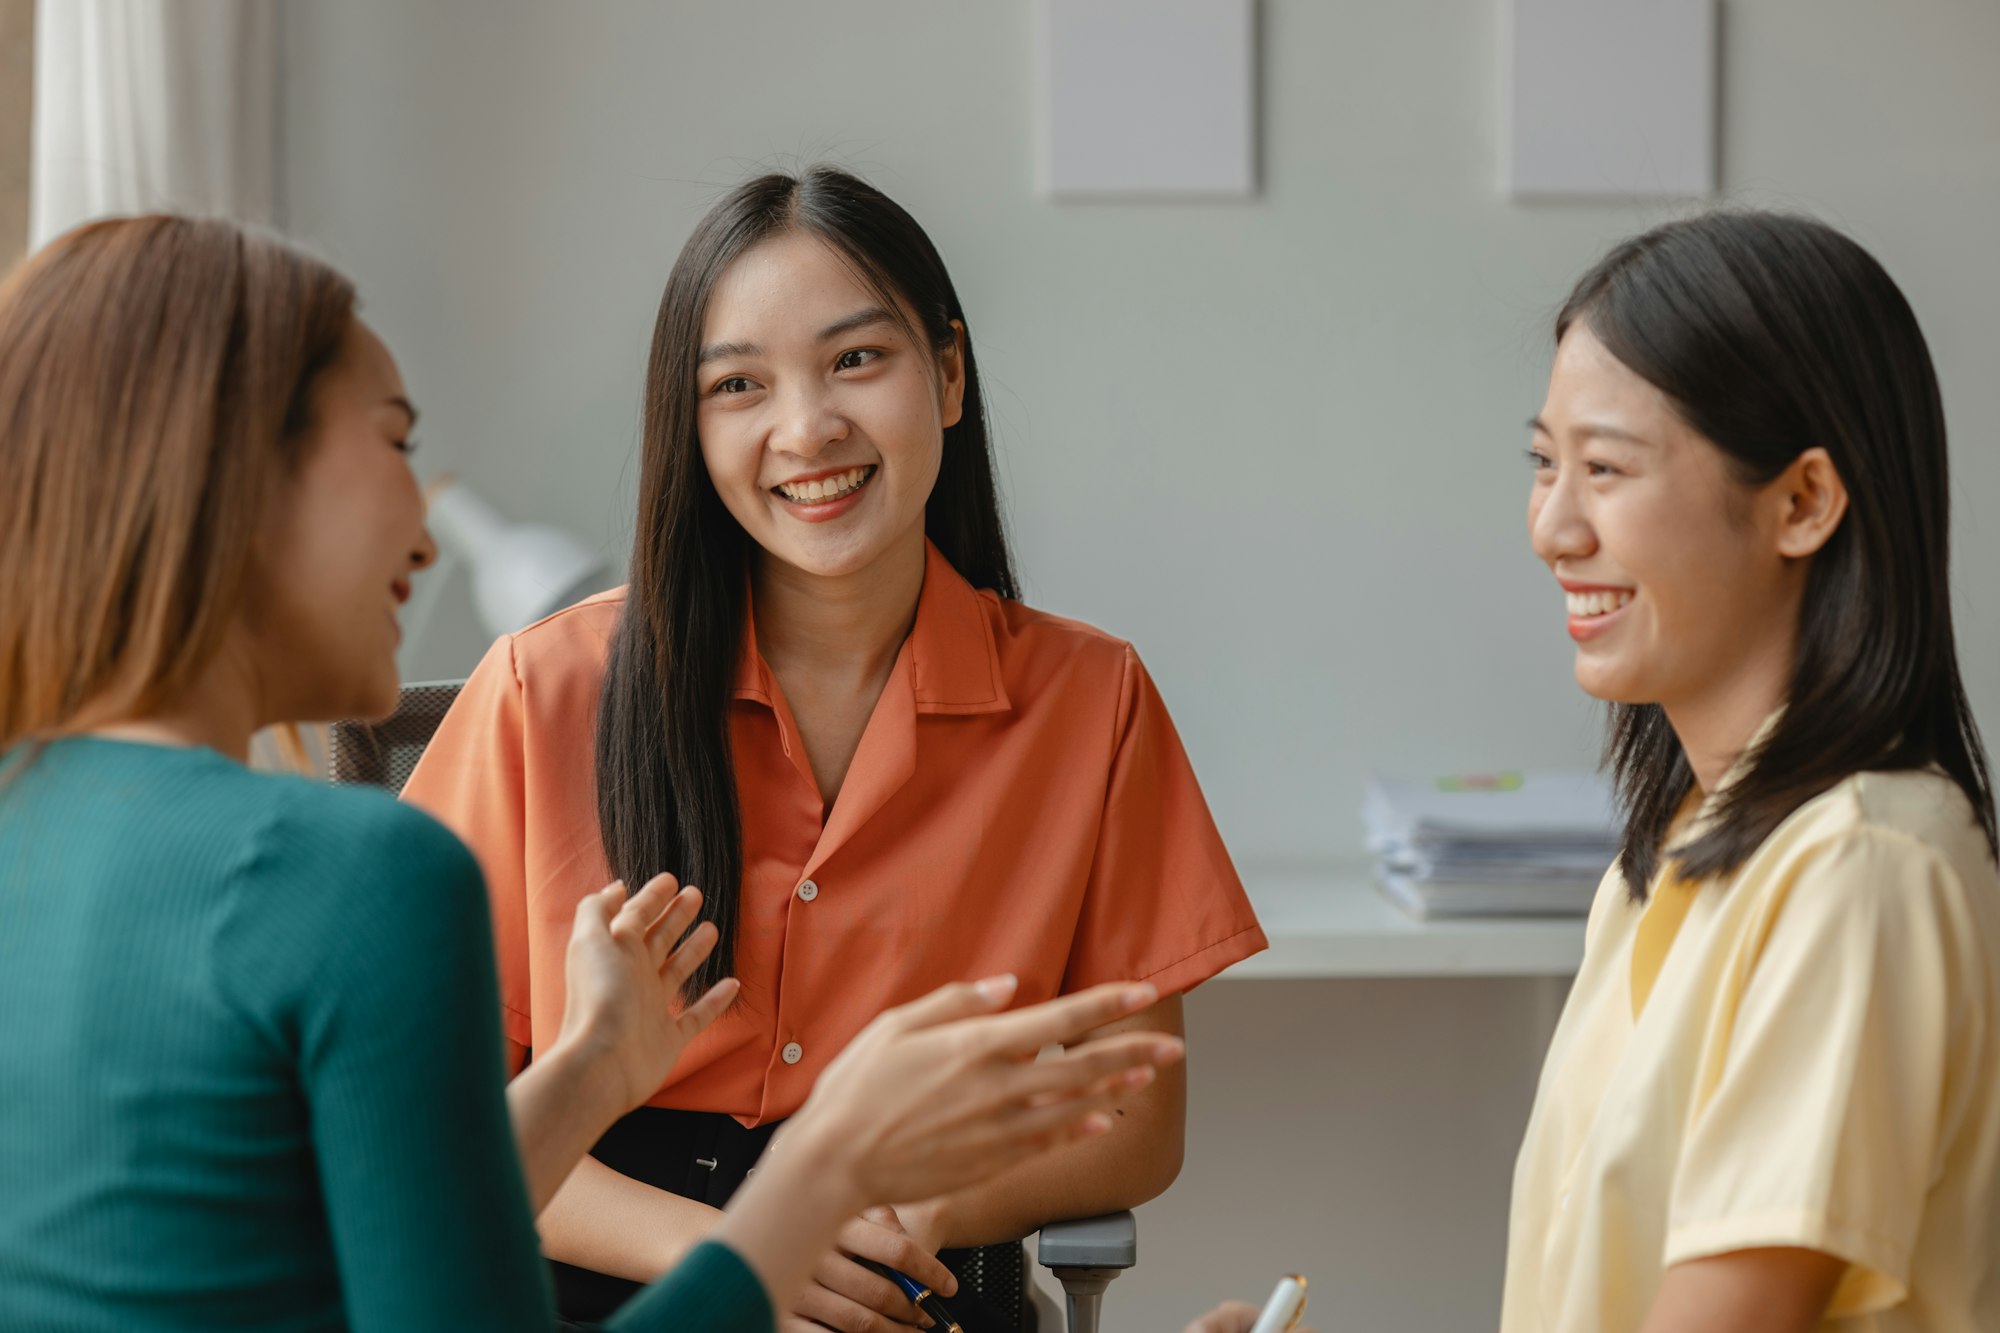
[938,320,967,430]
[1770,446,1849,559]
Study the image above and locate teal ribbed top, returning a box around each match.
[0,737,772,1332]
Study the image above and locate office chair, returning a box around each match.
[330,680,1137,1333]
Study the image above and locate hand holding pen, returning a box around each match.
[1185,1276,1315,1333]
[713,977,1184,1333]
[857,1256,963,1333]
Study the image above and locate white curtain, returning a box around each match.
[29,0,275,249]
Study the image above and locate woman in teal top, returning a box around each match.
[0,214,1181,1331]
[0,738,755,1329]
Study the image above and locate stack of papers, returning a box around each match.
[1363,772,1621,919]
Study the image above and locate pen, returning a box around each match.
[1248,1273,1308,1333]
[856,1258,964,1333]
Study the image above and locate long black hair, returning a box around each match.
[595,168,1017,992]
[1556,211,1996,896]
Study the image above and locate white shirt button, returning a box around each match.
[797,880,819,902]
[781,1041,804,1065]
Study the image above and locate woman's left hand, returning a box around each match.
[555,874,740,1113]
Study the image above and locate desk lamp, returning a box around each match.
[423,476,611,636]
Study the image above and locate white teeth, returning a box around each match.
[1565,589,1633,618]
[778,466,872,504]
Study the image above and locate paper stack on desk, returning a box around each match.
[1363,772,1621,919]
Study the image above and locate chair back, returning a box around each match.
[956,1243,1027,1329]
[326,680,465,791]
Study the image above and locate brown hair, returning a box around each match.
[0,215,355,751]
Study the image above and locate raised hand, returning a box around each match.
[556,874,740,1114]
[785,975,1184,1223]
[716,976,1184,1325]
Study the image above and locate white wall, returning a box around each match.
[279,4,2000,1328]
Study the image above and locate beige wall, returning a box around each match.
[0,0,29,266]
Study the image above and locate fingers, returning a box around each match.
[872,974,1019,1037]
[954,1061,1151,1155]
[936,1060,1170,1182]
[835,1216,956,1296]
[1184,1301,1264,1333]
[1005,1031,1184,1102]
[609,875,699,965]
[569,881,624,941]
[661,918,719,992]
[642,884,703,967]
[961,980,1162,1056]
[792,1286,924,1333]
[793,1292,919,1332]
[676,975,739,1038]
[992,1067,1150,1142]
[807,1254,929,1330]
[617,871,681,920]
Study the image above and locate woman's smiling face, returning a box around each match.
[694,230,964,582]
[1526,321,1804,712]
[250,320,435,723]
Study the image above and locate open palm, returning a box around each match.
[558,875,741,1113]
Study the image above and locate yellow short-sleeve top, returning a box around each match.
[1501,765,2000,1333]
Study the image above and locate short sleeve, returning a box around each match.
[402,635,534,1052]
[1665,829,1978,1318]
[1060,647,1266,996]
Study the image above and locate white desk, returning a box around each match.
[1221,863,1587,979]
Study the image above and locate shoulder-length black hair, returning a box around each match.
[1556,211,1996,895]
[596,167,1017,992]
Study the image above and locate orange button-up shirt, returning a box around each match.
[404,541,1265,1125]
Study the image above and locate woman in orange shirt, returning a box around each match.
[403,166,1266,1331]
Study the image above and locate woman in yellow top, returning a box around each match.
[1507,210,2000,1333]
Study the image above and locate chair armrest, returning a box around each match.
[1036,1211,1137,1270]
[1036,1212,1137,1333]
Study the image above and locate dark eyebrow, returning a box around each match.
[1527,416,1651,446]
[818,307,900,342]
[697,307,904,368]
[698,339,760,367]
[388,396,419,428]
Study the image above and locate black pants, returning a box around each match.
[552,1106,1021,1332]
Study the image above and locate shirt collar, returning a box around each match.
[732,539,1011,715]
[1678,705,1786,843]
